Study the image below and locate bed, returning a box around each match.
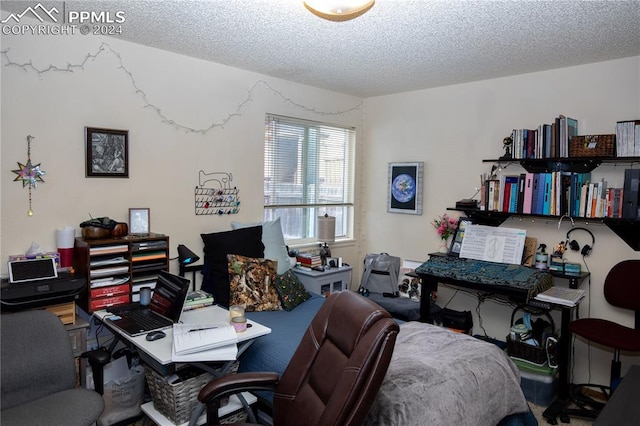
[200,224,536,425]
[242,296,535,426]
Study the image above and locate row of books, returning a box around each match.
[615,120,640,157]
[183,290,214,311]
[296,253,322,267]
[481,171,627,219]
[510,114,578,160]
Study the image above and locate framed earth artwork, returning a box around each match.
[387,162,423,215]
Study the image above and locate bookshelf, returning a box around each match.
[74,234,170,313]
[449,156,640,251]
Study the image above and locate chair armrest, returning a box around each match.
[199,371,279,402]
[198,372,279,425]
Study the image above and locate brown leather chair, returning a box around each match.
[198,290,399,425]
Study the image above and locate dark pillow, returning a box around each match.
[274,269,312,311]
[227,254,282,312]
[201,226,264,308]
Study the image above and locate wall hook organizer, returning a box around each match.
[194,170,240,215]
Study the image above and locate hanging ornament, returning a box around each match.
[12,135,46,216]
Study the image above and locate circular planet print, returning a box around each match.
[392,173,416,203]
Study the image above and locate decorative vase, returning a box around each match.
[439,238,450,253]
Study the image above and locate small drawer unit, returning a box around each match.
[293,265,352,297]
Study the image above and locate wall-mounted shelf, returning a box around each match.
[447,207,640,251]
[483,156,640,173]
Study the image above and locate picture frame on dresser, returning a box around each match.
[129,208,150,235]
[387,161,424,215]
[85,127,129,177]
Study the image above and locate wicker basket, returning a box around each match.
[569,134,616,157]
[145,361,240,425]
[506,306,556,366]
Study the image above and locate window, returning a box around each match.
[264,114,355,244]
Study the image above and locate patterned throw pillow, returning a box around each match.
[275,269,311,311]
[227,254,282,312]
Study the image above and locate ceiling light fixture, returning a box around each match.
[304,0,375,21]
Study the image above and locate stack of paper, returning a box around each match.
[172,323,238,355]
[534,287,585,307]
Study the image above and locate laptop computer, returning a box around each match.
[105,270,190,336]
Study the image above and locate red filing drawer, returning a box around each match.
[90,283,130,299]
[89,294,130,311]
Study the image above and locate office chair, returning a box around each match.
[566,259,640,419]
[1,309,105,426]
[198,290,399,425]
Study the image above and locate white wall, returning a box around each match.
[0,24,363,285]
[362,57,640,385]
[2,17,639,388]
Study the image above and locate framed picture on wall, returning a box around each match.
[85,127,129,178]
[387,162,423,215]
[129,208,150,235]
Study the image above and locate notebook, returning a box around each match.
[105,270,190,336]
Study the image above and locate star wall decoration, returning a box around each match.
[11,135,46,216]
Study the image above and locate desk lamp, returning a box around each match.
[318,214,336,266]
[177,244,201,290]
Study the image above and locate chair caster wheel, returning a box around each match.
[560,413,570,423]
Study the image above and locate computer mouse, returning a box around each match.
[145,331,166,341]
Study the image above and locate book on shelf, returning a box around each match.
[484,169,625,219]
[131,251,167,262]
[172,322,238,355]
[623,168,640,219]
[534,287,586,307]
[616,120,640,157]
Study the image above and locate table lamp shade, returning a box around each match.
[177,244,200,265]
[317,215,336,243]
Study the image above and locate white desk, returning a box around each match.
[94,305,271,425]
[94,305,271,367]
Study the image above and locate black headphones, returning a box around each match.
[566,227,595,257]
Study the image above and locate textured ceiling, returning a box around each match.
[2,0,640,97]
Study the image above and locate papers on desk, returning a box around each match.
[534,287,585,307]
[172,322,238,357]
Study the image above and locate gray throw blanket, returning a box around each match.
[366,322,529,426]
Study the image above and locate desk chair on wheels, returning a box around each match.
[197,290,399,425]
[0,309,105,426]
[565,259,640,420]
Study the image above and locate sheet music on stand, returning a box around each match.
[459,224,526,265]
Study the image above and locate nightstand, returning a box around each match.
[293,265,352,296]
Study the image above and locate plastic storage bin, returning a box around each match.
[520,370,557,406]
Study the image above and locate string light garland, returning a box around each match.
[12,135,46,216]
[1,43,363,134]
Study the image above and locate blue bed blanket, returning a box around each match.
[241,293,325,378]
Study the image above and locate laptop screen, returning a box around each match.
[149,270,190,322]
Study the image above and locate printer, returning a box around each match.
[1,272,86,310]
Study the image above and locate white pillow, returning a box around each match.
[231,217,292,275]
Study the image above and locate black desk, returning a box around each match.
[415,255,589,410]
